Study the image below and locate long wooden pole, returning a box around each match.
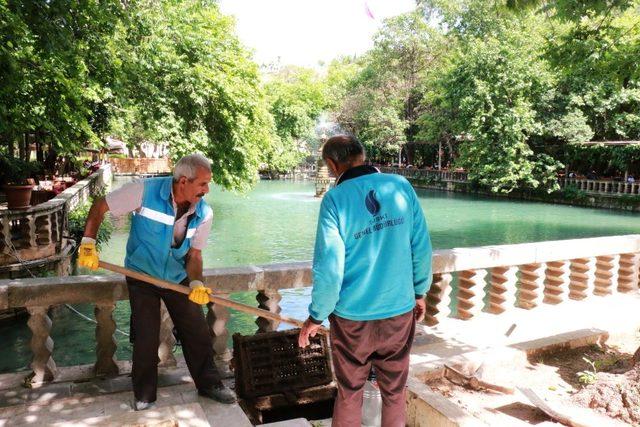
[98,261,328,335]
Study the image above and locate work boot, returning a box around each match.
[133,400,156,411]
[198,384,237,404]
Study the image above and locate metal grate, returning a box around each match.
[233,329,333,399]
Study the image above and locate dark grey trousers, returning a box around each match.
[127,277,222,402]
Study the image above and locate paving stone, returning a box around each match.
[0,388,29,408]
[258,418,313,427]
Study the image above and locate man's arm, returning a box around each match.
[185,245,213,305]
[308,196,345,323]
[185,248,205,283]
[78,181,144,270]
[409,183,432,321]
[77,197,110,270]
[83,197,110,239]
[299,196,344,347]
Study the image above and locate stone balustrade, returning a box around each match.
[381,167,640,197]
[379,167,469,183]
[562,178,640,196]
[1,235,639,385]
[425,234,640,325]
[0,165,112,278]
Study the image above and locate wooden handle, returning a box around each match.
[98,261,329,335]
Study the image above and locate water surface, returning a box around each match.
[1,179,637,373]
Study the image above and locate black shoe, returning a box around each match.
[198,384,237,404]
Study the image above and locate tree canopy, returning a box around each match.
[327,0,640,192]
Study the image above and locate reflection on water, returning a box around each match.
[270,192,320,203]
[1,179,638,373]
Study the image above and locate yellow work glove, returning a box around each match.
[78,237,99,270]
[188,280,212,305]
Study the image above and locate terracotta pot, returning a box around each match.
[3,185,33,209]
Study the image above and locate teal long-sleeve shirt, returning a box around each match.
[309,170,432,322]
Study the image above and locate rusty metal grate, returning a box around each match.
[232,329,333,399]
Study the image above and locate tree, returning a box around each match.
[262,66,327,172]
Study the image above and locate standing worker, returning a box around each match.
[79,154,236,410]
[298,135,432,427]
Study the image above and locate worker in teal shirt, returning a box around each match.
[299,135,432,427]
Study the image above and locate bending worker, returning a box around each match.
[79,154,236,411]
[298,135,432,427]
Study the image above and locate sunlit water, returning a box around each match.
[1,178,638,373]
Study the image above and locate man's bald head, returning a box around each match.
[321,135,365,167]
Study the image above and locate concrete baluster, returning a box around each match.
[26,306,57,384]
[617,253,640,293]
[256,289,282,333]
[488,266,518,314]
[457,269,487,320]
[206,298,233,377]
[158,301,177,367]
[568,257,596,300]
[544,260,570,304]
[594,255,618,296]
[94,302,119,377]
[517,263,546,309]
[425,273,453,326]
[28,215,37,248]
[1,218,10,257]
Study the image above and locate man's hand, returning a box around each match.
[78,238,99,270]
[188,280,212,305]
[298,318,322,348]
[415,298,426,322]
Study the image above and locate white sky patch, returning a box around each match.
[217,0,416,68]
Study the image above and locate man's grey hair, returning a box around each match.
[322,135,365,165]
[173,154,212,181]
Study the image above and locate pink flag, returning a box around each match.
[365,2,375,20]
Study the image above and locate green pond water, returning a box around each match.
[1,178,638,373]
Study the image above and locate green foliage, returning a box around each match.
[0,155,41,185]
[562,185,588,201]
[68,195,114,252]
[576,357,598,386]
[1,0,308,190]
[0,0,125,153]
[261,66,327,172]
[426,16,563,193]
[330,11,441,161]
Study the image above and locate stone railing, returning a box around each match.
[426,234,640,325]
[2,235,639,385]
[109,157,171,175]
[562,178,640,196]
[0,165,112,277]
[379,167,469,183]
[0,262,311,384]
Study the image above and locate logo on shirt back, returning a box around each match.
[354,189,404,240]
[365,190,380,215]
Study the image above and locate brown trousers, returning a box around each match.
[329,310,416,427]
[127,277,222,403]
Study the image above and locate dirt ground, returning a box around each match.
[426,330,640,426]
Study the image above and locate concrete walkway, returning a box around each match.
[0,363,251,427]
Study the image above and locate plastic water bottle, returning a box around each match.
[361,369,382,426]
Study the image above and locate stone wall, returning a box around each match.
[109,157,171,175]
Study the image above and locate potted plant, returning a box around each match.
[0,156,40,209]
